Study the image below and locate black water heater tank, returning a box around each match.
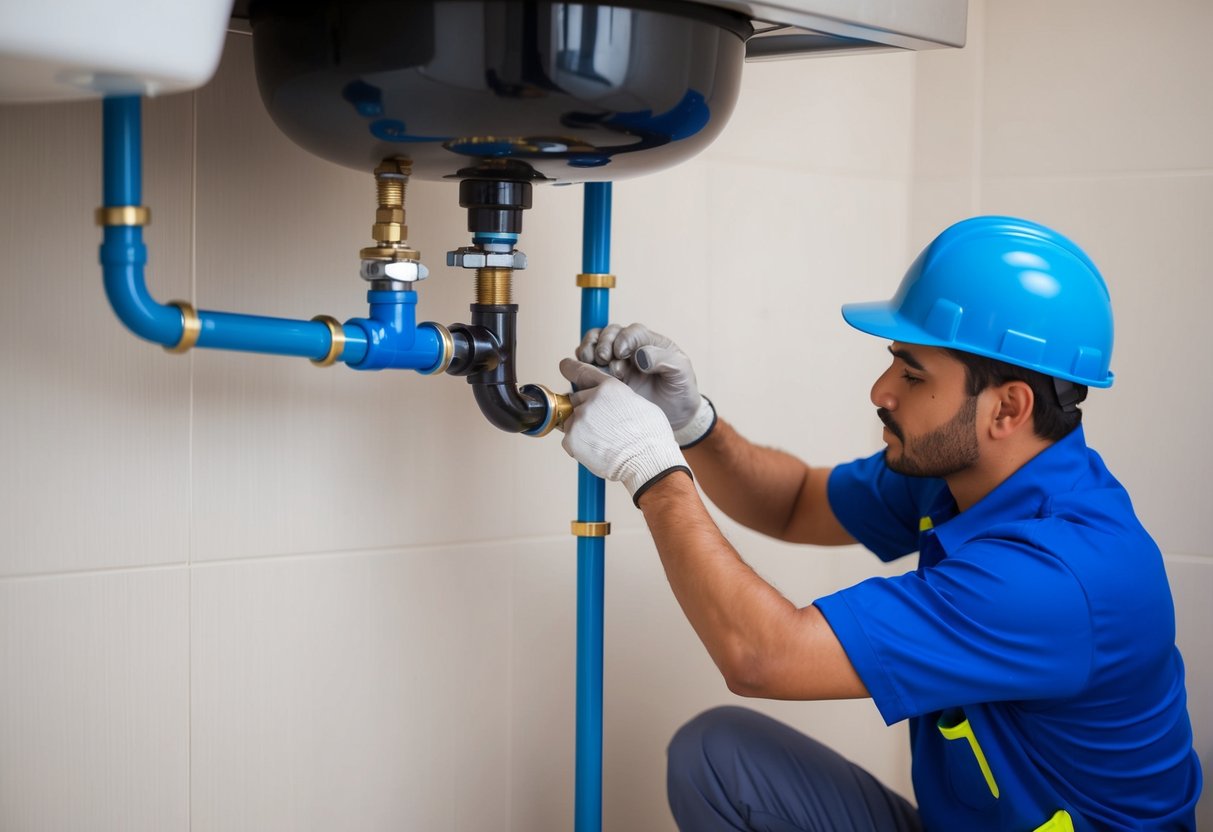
[248,0,752,183]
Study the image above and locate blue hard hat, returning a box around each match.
[842,216,1114,387]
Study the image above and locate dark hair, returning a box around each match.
[946,350,1086,442]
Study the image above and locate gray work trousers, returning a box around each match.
[667,706,923,832]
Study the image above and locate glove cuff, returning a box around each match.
[631,466,693,507]
[674,396,717,449]
[621,440,687,501]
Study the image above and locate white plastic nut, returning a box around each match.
[360,259,429,282]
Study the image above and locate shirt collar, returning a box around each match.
[930,425,1089,555]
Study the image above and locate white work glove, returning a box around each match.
[559,358,691,504]
[576,323,716,447]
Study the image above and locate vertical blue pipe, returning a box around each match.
[103,96,142,205]
[576,182,611,832]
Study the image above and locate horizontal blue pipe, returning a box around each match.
[194,310,367,363]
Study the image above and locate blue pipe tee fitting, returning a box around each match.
[345,290,444,372]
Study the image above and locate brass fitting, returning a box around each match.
[476,267,513,305]
[575,273,616,289]
[522,385,574,437]
[552,392,573,430]
[359,157,421,263]
[309,315,346,367]
[571,521,611,537]
[164,300,201,354]
[95,205,151,227]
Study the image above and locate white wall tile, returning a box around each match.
[907,177,975,255]
[510,536,577,830]
[0,96,193,576]
[700,163,905,463]
[0,569,189,831]
[980,175,1213,556]
[909,0,984,182]
[191,544,512,832]
[707,51,917,179]
[982,0,1213,176]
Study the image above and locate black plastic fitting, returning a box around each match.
[447,323,500,376]
[446,305,547,433]
[460,179,533,235]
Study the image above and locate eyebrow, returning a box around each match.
[888,345,926,372]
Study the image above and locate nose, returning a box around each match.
[870,364,898,411]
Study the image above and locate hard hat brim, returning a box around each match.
[841,301,951,348]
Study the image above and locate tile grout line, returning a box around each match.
[187,86,199,832]
[0,530,652,582]
[970,0,986,214]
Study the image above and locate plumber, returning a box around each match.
[557,216,1201,831]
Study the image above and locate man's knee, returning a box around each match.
[669,706,756,767]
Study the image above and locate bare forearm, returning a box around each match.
[684,417,848,545]
[637,471,867,700]
[682,418,807,536]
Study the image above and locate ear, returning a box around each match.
[988,381,1035,439]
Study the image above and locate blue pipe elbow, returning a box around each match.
[100,227,187,345]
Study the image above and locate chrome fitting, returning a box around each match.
[446,247,528,270]
[360,259,430,283]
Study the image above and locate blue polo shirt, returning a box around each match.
[815,426,1201,831]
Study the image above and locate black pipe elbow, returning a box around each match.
[471,380,547,433]
[447,304,548,433]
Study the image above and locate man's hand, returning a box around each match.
[559,358,690,503]
[576,323,715,446]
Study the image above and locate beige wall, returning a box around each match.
[1,1,1209,828]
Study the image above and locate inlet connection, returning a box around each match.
[358,157,428,288]
[445,179,571,436]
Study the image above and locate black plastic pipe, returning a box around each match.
[447,304,547,433]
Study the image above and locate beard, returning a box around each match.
[880,395,980,478]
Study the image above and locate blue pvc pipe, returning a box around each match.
[101,96,184,346]
[345,291,443,371]
[575,182,611,832]
[103,96,141,206]
[98,95,436,371]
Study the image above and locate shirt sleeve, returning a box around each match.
[814,535,1094,725]
[827,451,944,561]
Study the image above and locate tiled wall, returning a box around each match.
[2,1,1209,828]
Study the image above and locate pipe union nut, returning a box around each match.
[445,248,528,270]
[360,259,430,283]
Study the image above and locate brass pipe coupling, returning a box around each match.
[520,383,574,437]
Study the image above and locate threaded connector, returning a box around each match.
[377,176,404,209]
[370,157,412,249]
[476,267,513,305]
